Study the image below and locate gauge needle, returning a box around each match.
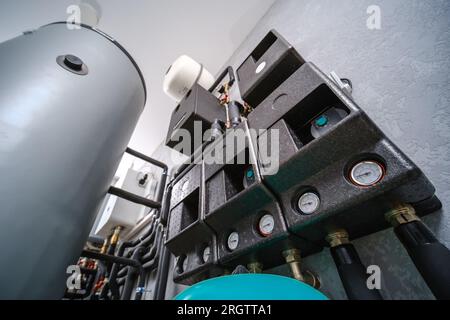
[357,172,371,178]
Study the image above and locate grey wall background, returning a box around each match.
[216,0,450,300]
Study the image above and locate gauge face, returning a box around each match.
[258,214,275,237]
[202,246,211,263]
[181,180,189,192]
[298,192,320,215]
[350,160,385,187]
[182,256,188,273]
[227,232,239,251]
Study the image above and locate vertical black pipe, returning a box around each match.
[330,243,383,300]
[121,247,145,300]
[394,221,450,300]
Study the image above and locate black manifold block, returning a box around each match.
[165,30,441,285]
[237,29,305,108]
[166,163,223,285]
[248,62,441,245]
[201,125,321,269]
[165,84,225,157]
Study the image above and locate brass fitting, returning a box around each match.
[282,249,321,289]
[282,249,305,282]
[385,203,419,228]
[247,262,263,274]
[326,229,350,248]
[110,226,123,246]
[100,239,109,254]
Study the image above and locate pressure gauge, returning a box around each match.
[298,192,320,215]
[258,214,275,237]
[202,246,211,263]
[350,160,385,187]
[182,256,188,273]
[227,232,239,251]
[181,180,189,192]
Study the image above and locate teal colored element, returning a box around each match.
[246,168,254,179]
[314,115,328,127]
[175,274,328,300]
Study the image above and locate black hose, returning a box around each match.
[121,247,145,300]
[394,221,450,300]
[80,250,141,268]
[108,186,161,209]
[153,243,171,300]
[330,244,383,300]
[108,241,133,300]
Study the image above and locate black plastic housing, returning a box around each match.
[248,62,441,245]
[166,84,225,156]
[237,30,305,108]
[202,124,320,269]
[166,164,223,285]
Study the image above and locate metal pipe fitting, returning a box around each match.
[247,262,263,274]
[385,203,419,228]
[326,229,350,248]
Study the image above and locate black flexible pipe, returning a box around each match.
[108,241,133,300]
[394,221,450,300]
[143,226,164,270]
[134,266,147,300]
[80,250,141,268]
[330,244,383,300]
[126,147,168,173]
[117,266,128,278]
[153,242,171,300]
[121,247,145,300]
[108,186,161,209]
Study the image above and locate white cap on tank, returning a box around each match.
[163,55,215,102]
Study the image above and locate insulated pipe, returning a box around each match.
[386,204,450,300]
[143,226,164,270]
[121,247,145,300]
[108,241,133,300]
[108,186,161,209]
[153,245,170,299]
[327,230,383,300]
[80,250,141,268]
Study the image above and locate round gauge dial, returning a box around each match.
[298,192,320,215]
[258,214,275,237]
[350,160,385,187]
[181,180,189,192]
[202,246,211,263]
[227,232,239,251]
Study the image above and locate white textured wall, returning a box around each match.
[218,0,450,300]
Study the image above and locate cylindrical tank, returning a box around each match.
[0,22,146,299]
